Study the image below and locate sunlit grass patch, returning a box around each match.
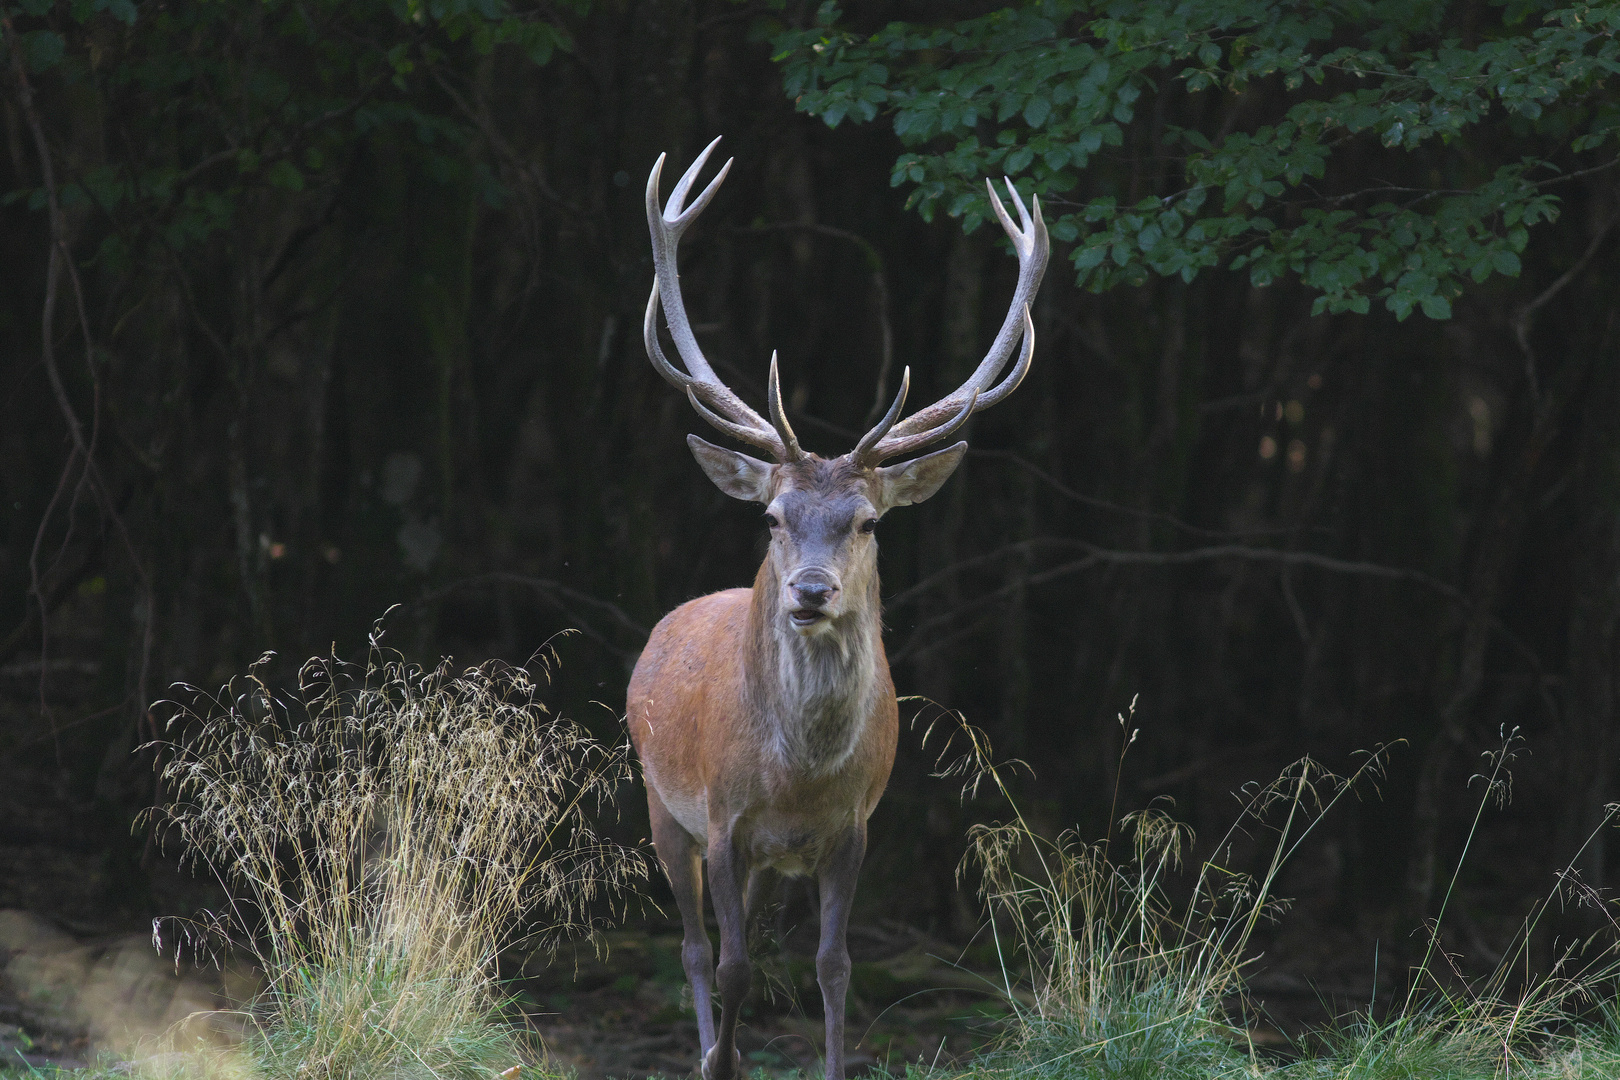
[249,956,526,1080]
[140,632,649,1080]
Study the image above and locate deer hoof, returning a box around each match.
[701,1046,741,1080]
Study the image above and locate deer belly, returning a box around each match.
[745,820,848,877]
[645,765,711,844]
[664,787,710,844]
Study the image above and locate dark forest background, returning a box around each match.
[2,0,1619,995]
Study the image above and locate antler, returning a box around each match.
[853,179,1048,466]
[645,138,803,462]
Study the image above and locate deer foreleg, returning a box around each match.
[816,824,866,1080]
[703,829,750,1080]
[648,790,717,1056]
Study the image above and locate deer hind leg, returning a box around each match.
[703,827,750,1080]
[647,788,718,1057]
[815,824,866,1080]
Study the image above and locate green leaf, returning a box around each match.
[266,160,305,192]
[1075,243,1108,270]
[24,30,65,72]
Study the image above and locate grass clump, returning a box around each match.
[922,708,1380,1080]
[1271,736,1620,1080]
[144,633,647,1080]
[1277,1011,1503,1080]
[913,717,1620,1080]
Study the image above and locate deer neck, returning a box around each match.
[747,557,881,775]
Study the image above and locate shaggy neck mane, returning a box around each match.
[747,558,881,775]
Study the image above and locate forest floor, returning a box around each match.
[0,908,1018,1078]
[520,921,1012,1078]
[0,898,1408,1079]
[0,665,1537,1078]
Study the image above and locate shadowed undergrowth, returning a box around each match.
[889,717,1620,1080]
[10,689,1620,1080]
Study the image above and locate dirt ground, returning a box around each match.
[520,919,1015,1079]
[2,887,1448,1079]
[0,906,1013,1077]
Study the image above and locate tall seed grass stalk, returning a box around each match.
[918,710,1620,1080]
[1377,728,1620,1075]
[143,632,648,1080]
[921,704,1390,1080]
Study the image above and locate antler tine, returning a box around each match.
[766,352,803,459]
[867,388,978,464]
[686,387,786,458]
[665,137,729,230]
[644,281,695,391]
[645,146,739,389]
[861,178,1047,464]
[972,304,1035,410]
[851,366,911,464]
[646,140,804,461]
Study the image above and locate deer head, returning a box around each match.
[645,137,1049,638]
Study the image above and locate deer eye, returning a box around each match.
[764,514,780,529]
[860,517,878,534]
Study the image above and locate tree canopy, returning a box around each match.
[773,1,1618,318]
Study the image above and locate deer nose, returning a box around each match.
[793,582,836,608]
[789,570,840,609]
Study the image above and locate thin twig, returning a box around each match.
[1512,213,1617,402]
[7,19,156,759]
[970,448,1321,540]
[887,538,1545,673]
[401,573,651,657]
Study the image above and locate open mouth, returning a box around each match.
[788,609,827,627]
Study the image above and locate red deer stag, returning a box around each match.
[627,138,1047,1080]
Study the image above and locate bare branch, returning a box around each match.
[7,19,156,755]
[403,573,652,661]
[739,221,896,426]
[887,537,1545,675]
[970,448,1325,540]
[1513,213,1617,401]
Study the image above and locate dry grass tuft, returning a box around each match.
[141,631,648,1080]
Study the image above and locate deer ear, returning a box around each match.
[688,435,777,502]
[873,441,968,511]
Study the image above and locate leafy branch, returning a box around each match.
[770,0,1620,319]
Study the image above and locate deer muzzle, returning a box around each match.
[786,569,842,630]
